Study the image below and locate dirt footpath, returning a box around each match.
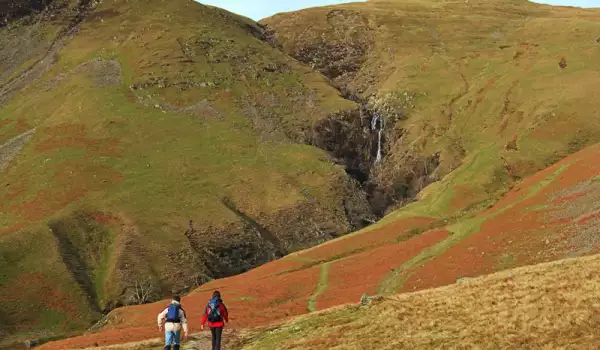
[86,329,244,350]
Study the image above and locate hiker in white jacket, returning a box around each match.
[157,295,189,350]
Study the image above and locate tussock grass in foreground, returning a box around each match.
[243,253,600,349]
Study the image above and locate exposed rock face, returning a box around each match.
[0,0,53,24]
[312,109,375,183]
[265,8,374,92]
[308,103,441,217]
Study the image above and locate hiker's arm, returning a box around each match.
[157,309,167,329]
[200,307,208,326]
[179,309,189,335]
[222,304,229,322]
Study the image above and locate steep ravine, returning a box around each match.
[260,16,442,217]
[310,95,440,218]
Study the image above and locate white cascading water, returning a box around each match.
[371,113,384,163]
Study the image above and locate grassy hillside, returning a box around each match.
[38,140,600,349]
[263,0,600,218]
[0,0,374,342]
[242,252,600,349]
[47,252,600,349]
[6,0,600,347]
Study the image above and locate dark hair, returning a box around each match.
[212,290,221,299]
[173,295,181,302]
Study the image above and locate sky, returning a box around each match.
[197,0,600,21]
[197,0,366,21]
[532,0,600,6]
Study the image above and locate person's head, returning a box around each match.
[212,290,221,300]
[173,294,181,303]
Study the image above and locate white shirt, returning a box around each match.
[157,301,189,334]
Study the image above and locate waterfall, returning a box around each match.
[376,127,383,163]
[371,113,384,163]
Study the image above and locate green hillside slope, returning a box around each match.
[0,0,374,341]
[263,0,600,219]
[5,0,600,345]
[34,140,600,350]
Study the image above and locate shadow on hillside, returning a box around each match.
[48,221,100,313]
[183,199,285,280]
[221,197,286,255]
[0,308,16,347]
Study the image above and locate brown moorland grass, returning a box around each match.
[47,253,600,349]
[317,229,449,310]
[294,216,436,261]
[37,264,321,349]
[401,144,600,293]
[40,142,600,349]
[243,253,600,350]
[37,218,439,349]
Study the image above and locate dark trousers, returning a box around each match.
[210,327,223,350]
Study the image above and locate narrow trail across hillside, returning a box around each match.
[307,262,331,312]
[85,330,244,350]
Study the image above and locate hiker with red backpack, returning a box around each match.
[201,290,229,350]
[157,295,189,350]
